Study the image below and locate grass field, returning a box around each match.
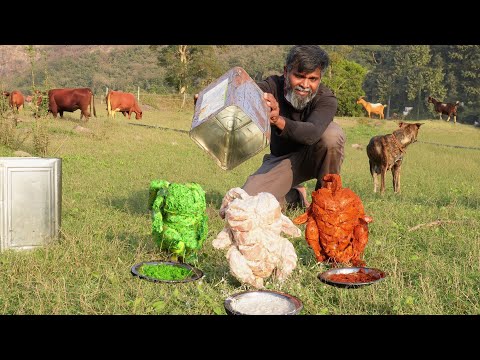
[0,102,479,315]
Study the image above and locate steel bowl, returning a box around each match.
[224,290,303,315]
[131,260,203,283]
[318,267,386,288]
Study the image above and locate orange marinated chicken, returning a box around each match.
[293,174,373,266]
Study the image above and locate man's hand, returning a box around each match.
[264,92,285,129]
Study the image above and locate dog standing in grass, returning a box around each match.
[366,122,423,194]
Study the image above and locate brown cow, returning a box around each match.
[9,90,25,112]
[33,90,45,107]
[48,88,97,120]
[106,90,142,120]
[2,90,24,112]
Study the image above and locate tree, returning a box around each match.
[220,45,289,81]
[322,52,368,117]
[440,45,480,119]
[394,46,445,119]
[24,45,50,118]
[362,46,401,117]
[334,45,386,71]
[150,45,227,97]
[25,45,38,88]
[364,46,445,119]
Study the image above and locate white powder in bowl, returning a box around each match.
[229,292,298,315]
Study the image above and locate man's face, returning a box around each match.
[284,67,321,110]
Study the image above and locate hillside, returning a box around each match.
[0,45,133,76]
[0,45,289,97]
[0,45,35,76]
[0,45,163,94]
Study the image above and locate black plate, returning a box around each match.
[224,290,303,315]
[318,267,386,288]
[131,261,203,283]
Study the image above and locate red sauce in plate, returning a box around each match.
[328,268,383,283]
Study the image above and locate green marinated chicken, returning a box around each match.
[148,180,208,263]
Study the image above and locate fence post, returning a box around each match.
[137,86,140,101]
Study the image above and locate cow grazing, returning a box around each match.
[427,96,460,124]
[2,90,24,112]
[48,88,97,120]
[106,90,142,120]
[357,97,387,119]
[9,90,25,112]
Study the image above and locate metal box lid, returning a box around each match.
[190,67,271,170]
[0,157,62,252]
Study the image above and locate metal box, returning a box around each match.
[0,157,62,252]
[190,67,271,170]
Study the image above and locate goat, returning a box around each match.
[356,97,387,119]
[427,96,460,124]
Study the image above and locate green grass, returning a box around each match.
[0,105,479,315]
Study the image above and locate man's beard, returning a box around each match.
[284,75,318,110]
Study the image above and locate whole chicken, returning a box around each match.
[212,188,301,289]
[293,174,373,267]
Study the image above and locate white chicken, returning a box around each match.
[212,188,301,288]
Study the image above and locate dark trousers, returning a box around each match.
[242,121,345,208]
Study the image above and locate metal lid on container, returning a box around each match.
[190,67,270,170]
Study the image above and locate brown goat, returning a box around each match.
[357,97,387,119]
[427,96,460,124]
